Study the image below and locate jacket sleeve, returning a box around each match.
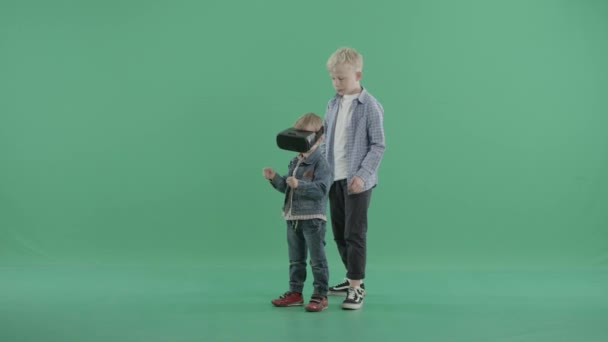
[269,173,288,193]
[270,158,296,193]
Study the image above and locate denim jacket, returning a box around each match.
[269,147,331,217]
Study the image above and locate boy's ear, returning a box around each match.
[356,71,362,81]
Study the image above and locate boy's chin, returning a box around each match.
[336,88,358,95]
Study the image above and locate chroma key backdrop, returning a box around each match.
[1,0,607,341]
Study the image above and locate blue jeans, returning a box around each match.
[286,219,329,296]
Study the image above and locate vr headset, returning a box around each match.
[276,126,324,152]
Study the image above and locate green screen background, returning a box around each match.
[1,0,607,341]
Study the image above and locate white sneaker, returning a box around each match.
[341,287,365,310]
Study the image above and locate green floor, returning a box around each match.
[2,263,606,342]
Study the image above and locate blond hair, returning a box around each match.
[294,112,323,132]
[326,47,363,72]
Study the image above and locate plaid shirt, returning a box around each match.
[322,87,386,192]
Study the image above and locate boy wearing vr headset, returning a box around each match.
[263,113,332,312]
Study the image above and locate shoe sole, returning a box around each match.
[305,305,328,312]
[328,290,348,296]
[271,302,304,307]
[341,302,363,310]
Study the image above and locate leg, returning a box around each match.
[340,189,371,310]
[286,220,307,293]
[344,188,372,281]
[301,219,329,297]
[329,180,348,268]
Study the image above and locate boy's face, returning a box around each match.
[329,64,362,95]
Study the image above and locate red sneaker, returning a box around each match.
[271,291,303,307]
[305,295,328,312]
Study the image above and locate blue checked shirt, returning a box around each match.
[322,87,386,192]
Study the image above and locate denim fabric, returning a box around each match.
[270,147,331,217]
[286,218,329,296]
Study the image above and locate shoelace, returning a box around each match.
[346,288,359,300]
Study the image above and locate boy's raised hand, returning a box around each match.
[263,167,276,180]
[286,176,299,189]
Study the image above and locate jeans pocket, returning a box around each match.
[309,218,326,233]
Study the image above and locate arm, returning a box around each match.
[269,173,288,193]
[355,102,386,184]
[269,158,298,193]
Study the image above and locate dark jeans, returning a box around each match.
[329,179,373,280]
[286,218,329,296]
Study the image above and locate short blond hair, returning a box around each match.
[326,47,363,72]
[294,112,323,132]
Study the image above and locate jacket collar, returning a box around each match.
[298,146,322,165]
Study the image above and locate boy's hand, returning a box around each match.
[286,176,299,189]
[263,168,276,180]
[348,176,364,194]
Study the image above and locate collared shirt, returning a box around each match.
[322,87,386,193]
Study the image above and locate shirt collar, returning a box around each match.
[332,86,368,104]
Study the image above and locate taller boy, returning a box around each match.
[323,47,386,310]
